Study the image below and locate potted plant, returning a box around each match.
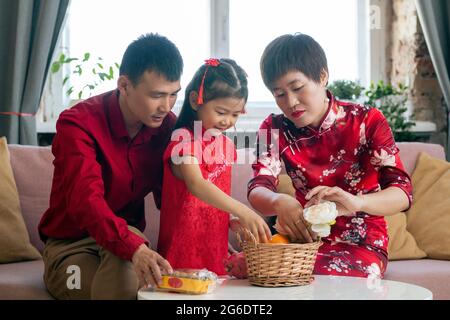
[327,79,365,102]
[364,81,415,142]
[50,52,120,103]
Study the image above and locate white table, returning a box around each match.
[138,275,432,300]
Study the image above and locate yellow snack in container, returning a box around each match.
[157,269,219,295]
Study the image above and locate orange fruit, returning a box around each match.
[268,233,290,244]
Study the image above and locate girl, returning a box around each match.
[247,34,413,279]
[158,58,271,275]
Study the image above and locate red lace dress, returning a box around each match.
[158,128,236,275]
[248,91,413,278]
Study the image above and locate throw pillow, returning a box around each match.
[385,213,426,260]
[406,152,450,260]
[0,137,41,263]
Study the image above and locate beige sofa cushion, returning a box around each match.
[0,137,41,263]
[407,152,450,260]
[8,144,54,253]
[385,213,426,260]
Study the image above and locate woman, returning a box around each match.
[247,33,412,278]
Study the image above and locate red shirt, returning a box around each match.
[248,92,413,257]
[158,128,236,275]
[38,90,176,261]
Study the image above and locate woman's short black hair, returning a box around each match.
[119,33,183,85]
[260,33,328,89]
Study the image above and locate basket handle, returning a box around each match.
[236,227,258,246]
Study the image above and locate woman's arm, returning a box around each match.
[305,185,410,217]
[171,156,271,242]
[247,186,282,215]
[359,186,409,216]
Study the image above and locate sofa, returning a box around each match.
[1,142,449,300]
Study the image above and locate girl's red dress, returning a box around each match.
[248,91,413,278]
[158,128,236,275]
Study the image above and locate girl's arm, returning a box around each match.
[171,156,271,242]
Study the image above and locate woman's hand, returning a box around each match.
[234,205,272,243]
[273,194,317,243]
[305,186,363,216]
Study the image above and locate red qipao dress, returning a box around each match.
[248,91,413,278]
[158,128,236,275]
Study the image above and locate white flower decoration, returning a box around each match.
[303,201,339,237]
[303,201,338,224]
[311,224,331,237]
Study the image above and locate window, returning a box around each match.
[68,0,210,98]
[38,0,369,135]
[230,0,361,102]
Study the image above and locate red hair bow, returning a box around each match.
[204,58,221,67]
[197,58,221,105]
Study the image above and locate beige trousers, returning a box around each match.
[42,226,146,300]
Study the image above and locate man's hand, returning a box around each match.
[131,244,173,289]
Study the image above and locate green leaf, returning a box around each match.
[51,61,60,73]
[64,58,78,64]
[115,62,120,69]
[83,52,90,62]
[97,63,104,69]
[109,66,114,78]
[59,53,66,63]
[74,65,82,75]
[67,87,74,96]
[62,76,69,86]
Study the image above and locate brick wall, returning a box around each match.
[388,0,446,146]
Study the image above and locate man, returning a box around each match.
[38,34,183,299]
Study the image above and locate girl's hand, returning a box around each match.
[234,206,272,243]
[273,194,317,243]
[305,186,363,216]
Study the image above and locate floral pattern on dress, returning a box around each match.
[257,151,282,177]
[370,148,396,169]
[317,249,384,278]
[288,168,309,195]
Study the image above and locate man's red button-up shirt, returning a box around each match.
[38,90,176,261]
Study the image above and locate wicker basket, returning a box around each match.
[237,229,322,287]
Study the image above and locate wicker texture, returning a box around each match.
[238,229,322,287]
